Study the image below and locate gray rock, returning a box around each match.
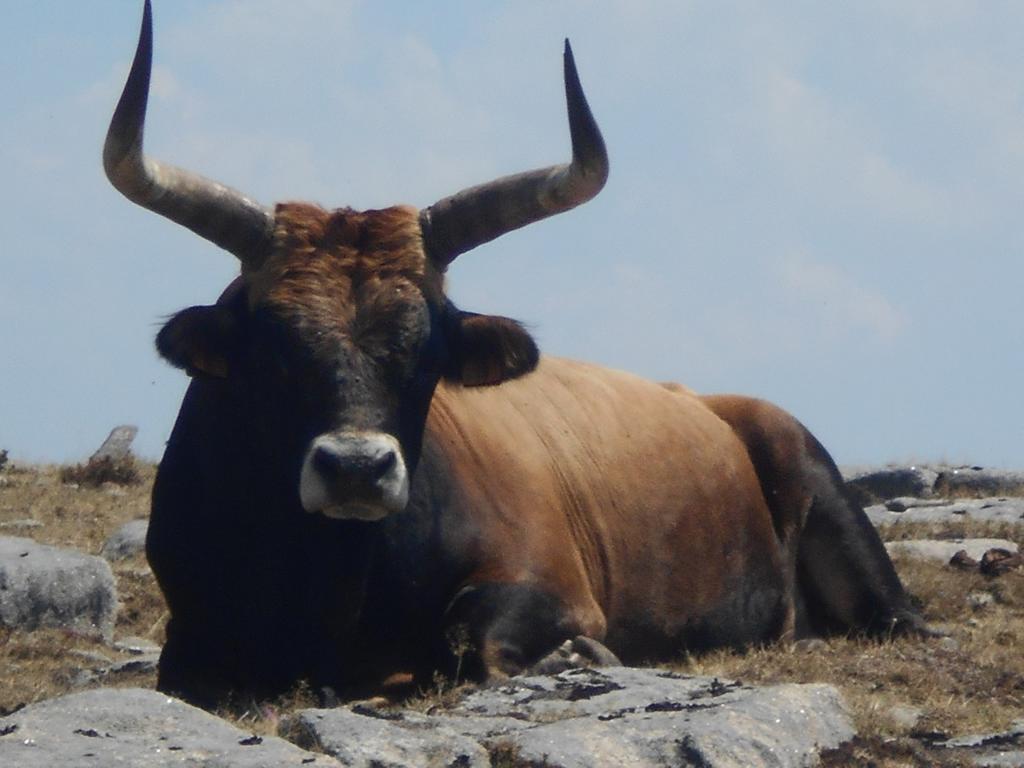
[100,519,149,561]
[884,538,1020,563]
[292,667,855,768]
[462,668,854,768]
[865,497,1024,526]
[89,425,138,463]
[0,536,117,641]
[938,719,1024,767]
[0,688,340,767]
[935,467,1024,497]
[113,635,161,655]
[285,707,490,767]
[843,465,939,503]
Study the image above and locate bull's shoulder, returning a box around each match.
[428,355,734,458]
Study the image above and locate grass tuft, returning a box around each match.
[59,456,141,488]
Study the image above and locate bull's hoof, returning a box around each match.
[891,610,948,639]
[524,635,621,676]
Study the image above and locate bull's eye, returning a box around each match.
[352,295,430,384]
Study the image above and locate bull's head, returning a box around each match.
[105,1,607,521]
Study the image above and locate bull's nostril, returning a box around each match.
[368,449,396,481]
[301,435,406,516]
[312,444,345,477]
[311,442,397,485]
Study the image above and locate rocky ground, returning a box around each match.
[0,442,1022,767]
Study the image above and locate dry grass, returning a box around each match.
[1,461,1022,765]
[0,461,154,553]
[0,461,161,712]
[879,518,1024,545]
[935,477,1024,501]
[59,455,142,488]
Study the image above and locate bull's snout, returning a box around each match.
[299,432,409,520]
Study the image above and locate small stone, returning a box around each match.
[949,550,978,570]
[980,548,1024,577]
[113,636,161,656]
[792,638,828,653]
[886,704,923,730]
[100,520,148,562]
[884,497,951,513]
[967,592,994,611]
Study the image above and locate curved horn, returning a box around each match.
[419,40,609,267]
[103,0,275,266]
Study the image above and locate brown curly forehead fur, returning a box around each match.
[244,202,445,330]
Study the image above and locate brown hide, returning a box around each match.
[699,395,815,547]
[698,394,922,638]
[423,357,789,661]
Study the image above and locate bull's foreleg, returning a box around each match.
[527,635,622,675]
[440,582,612,681]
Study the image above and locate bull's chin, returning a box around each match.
[315,502,392,522]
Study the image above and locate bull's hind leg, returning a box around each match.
[438,582,614,681]
[700,394,930,639]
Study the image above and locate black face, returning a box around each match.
[156,264,540,521]
[154,194,536,521]
[246,290,448,470]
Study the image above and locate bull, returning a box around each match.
[105,1,929,707]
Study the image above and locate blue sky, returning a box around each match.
[2,1,1023,468]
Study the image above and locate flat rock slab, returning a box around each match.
[866,497,1024,526]
[290,667,854,768]
[843,465,940,503]
[100,518,149,561]
[938,719,1024,766]
[0,688,340,768]
[843,464,1024,504]
[934,467,1024,497]
[286,708,490,767]
[886,538,1020,563]
[0,536,116,641]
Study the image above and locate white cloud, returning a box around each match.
[777,251,909,344]
[753,68,956,225]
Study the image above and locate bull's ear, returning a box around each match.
[156,305,241,378]
[447,312,539,387]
